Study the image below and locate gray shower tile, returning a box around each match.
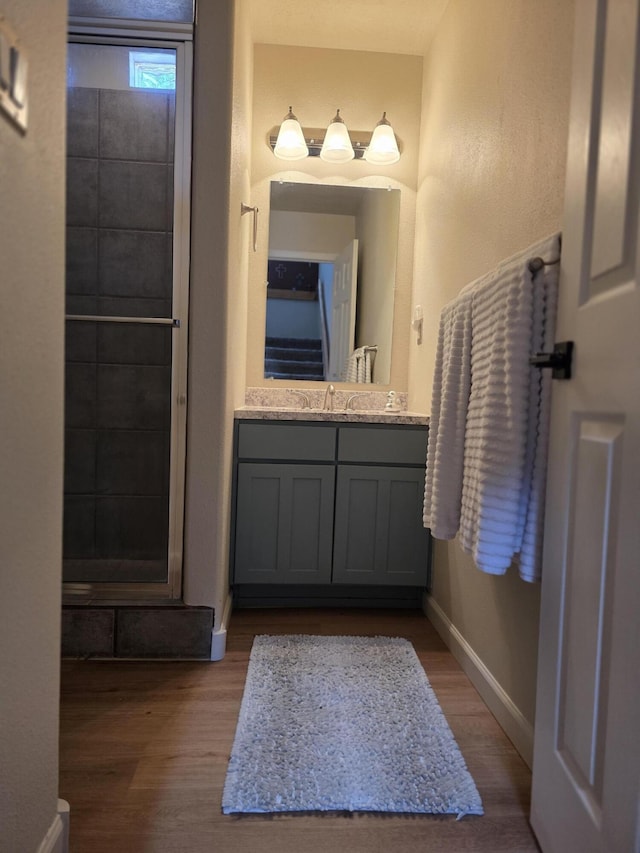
[67,158,98,227]
[98,229,171,299]
[61,608,115,658]
[67,88,99,158]
[96,495,168,559]
[99,161,168,231]
[99,89,169,162]
[66,227,98,295]
[66,295,98,315]
[167,93,175,161]
[166,165,174,230]
[65,321,97,363]
[63,496,96,559]
[97,296,172,319]
[115,608,213,658]
[64,429,97,494]
[98,323,171,366]
[97,364,171,429]
[96,430,169,495]
[65,363,97,428]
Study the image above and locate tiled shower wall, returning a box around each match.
[64,87,175,583]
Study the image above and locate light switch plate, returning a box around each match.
[0,18,28,133]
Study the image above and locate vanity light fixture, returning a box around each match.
[363,112,401,165]
[269,107,401,163]
[273,106,309,160]
[319,109,355,163]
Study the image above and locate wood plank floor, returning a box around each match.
[59,608,541,852]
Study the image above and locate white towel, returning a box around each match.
[422,288,474,538]
[424,233,560,582]
[346,347,373,383]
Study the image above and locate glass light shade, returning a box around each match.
[273,108,309,160]
[320,111,355,163]
[364,114,400,165]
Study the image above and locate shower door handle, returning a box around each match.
[66,315,181,327]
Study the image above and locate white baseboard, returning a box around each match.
[37,801,70,853]
[423,594,534,768]
[211,591,233,661]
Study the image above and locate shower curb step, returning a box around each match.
[61,604,214,660]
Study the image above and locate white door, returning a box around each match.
[328,239,358,381]
[530,1,640,851]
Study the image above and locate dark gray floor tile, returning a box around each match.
[65,321,97,363]
[63,496,96,559]
[99,89,169,162]
[64,429,97,494]
[65,363,97,428]
[66,227,98,295]
[98,229,171,299]
[67,88,99,158]
[96,495,168,559]
[67,158,98,227]
[97,364,171,429]
[116,608,213,658]
[96,430,169,495]
[98,323,171,366]
[61,608,114,658]
[99,161,167,231]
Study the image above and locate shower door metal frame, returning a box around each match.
[63,20,193,600]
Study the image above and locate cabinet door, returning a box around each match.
[332,466,429,586]
[234,463,335,584]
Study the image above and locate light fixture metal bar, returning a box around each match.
[269,130,372,159]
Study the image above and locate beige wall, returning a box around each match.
[410,0,575,727]
[184,0,251,619]
[356,188,399,384]
[247,44,423,390]
[0,0,67,849]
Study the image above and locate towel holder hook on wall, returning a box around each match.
[529,340,574,380]
[241,202,259,253]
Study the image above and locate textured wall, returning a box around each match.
[0,0,67,850]
[183,0,251,614]
[410,0,575,726]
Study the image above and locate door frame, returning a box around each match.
[63,19,193,601]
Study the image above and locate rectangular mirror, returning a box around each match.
[264,182,400,384]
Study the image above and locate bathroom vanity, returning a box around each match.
[230,411,431,606]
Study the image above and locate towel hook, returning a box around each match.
[241,202,259,253]
[529,340,574,380]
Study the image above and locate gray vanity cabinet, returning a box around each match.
[231,419,430,594]
[332,426,430,586]
[233,423,336,584]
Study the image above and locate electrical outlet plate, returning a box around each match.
[0,17,28,133]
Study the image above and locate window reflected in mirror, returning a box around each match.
[264,182,400,384]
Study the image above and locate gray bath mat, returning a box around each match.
[222,634,483,817]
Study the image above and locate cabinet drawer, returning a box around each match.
[237,422,336,461]
[338,426,427,465]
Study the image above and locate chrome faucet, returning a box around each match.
[290,389,311,409]
[323,383,335,411]
[345,394,359,411]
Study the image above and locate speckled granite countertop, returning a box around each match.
[235,407,429,426]
[236,388,429,425]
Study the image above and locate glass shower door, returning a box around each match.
[63,39,190,597]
